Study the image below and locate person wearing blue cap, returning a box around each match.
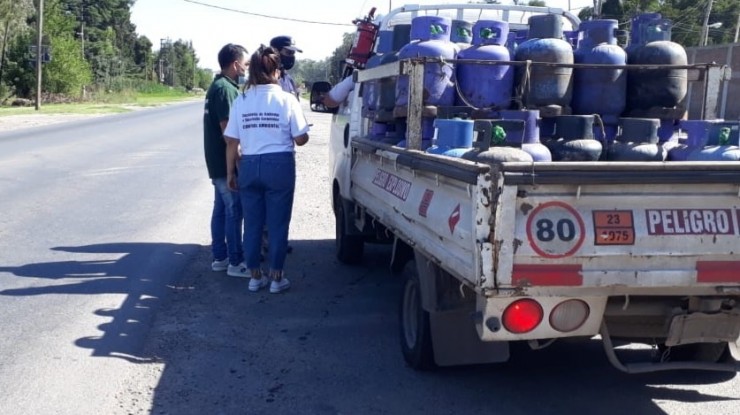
[270,35,302,99]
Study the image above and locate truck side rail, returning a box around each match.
[498,161,740,185]
[352,137,490,185]
[379,3,581,32]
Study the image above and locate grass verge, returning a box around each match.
[0,90,204,117]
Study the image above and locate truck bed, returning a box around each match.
[351,138,740,297]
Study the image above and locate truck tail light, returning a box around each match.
[550,299,590,333]
[502,299,543,334]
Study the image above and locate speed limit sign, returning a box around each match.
[525,201,585,258]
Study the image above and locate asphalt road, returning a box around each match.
[0,101,738,415]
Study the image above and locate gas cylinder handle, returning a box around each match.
[614,29,628,38]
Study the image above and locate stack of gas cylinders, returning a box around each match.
[360,12,738,162]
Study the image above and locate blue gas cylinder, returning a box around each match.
[451,19,473,52]
[668,119,712,161]
[456,20,514,109]
[462,119,534,163]
[395,16,457,109]
[687,146,740,161]
[563,30,579,49]
[377,24,411,122]
[514,15,574,117]
[515,29,529,45]
[625,12,663,56]
[625,17,688,124]
[707,122,740,146]
[685,120,740,161]
[363,30,394,115]
[572,19,627,144]
[426,118,475,157]
[545,115,603,161]
[607,118,666,161]
[505,32,518,57]
[500,109,552,161]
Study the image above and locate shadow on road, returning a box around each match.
[1,240,736,414]
[0,242,199,363]
[117,239,738,415]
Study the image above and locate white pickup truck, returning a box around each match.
[329,3,740,373]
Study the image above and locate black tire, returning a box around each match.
[390,239,414,275]
[399,259,436,370]
[659,342,731,363]
[335,199,364,264]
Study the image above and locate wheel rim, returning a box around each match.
[402,280,420,348]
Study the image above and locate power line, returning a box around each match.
[182,0,354,26]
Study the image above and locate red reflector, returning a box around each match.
[697,261,740,283]
[512,264,583,286]
[502,299,543,334]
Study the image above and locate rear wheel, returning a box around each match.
[334,198,364,264]
[399,259,435,370]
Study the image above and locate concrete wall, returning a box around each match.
[685,43,740,121]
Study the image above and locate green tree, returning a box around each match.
[194,67,212,90]
[698,0,739,46]
[294,58,332,88]
[327,32,353,84]
[3,31,36,98]
[132,35,153,79]
[0,0,34,99]
[576,0,739,48]
[42,0,91,97]
[153,38,199,89]
[61,0,137,86]
[172,40,195,89]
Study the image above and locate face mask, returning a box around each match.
[237,75,247,86]
[280,54,295,70]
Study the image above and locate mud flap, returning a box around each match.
[429,309,509,366]
[665,311,740,347]
[731,339,740,361]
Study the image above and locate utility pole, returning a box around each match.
[734,12,739,43]
[35,0,44,111]
[700,0,714,47]
[80,22,85,58]
[80,21,86,98]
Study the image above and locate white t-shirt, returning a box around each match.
[224,84,309,155]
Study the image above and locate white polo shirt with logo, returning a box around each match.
[224,84,309,155]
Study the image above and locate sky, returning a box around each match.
[131,0,594,71]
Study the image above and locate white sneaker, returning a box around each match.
[269,278,291,294]
[211,258,228,272]
[248,277,269,292]
[227,263,249,278]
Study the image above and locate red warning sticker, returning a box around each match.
[593,210,635,246]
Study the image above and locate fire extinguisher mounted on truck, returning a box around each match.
[310,8,380,113]
[346,7,380,73]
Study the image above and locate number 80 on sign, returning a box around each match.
[525,201,586,258]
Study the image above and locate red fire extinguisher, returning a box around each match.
[346,7,379,70]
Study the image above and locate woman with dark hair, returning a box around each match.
[224,46,310,294]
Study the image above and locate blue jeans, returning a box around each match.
[238,152,295,272]
[211,177,244,266]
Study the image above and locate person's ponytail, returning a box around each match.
[247,45,281,87]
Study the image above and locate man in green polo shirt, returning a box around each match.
[203,43,249,277]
